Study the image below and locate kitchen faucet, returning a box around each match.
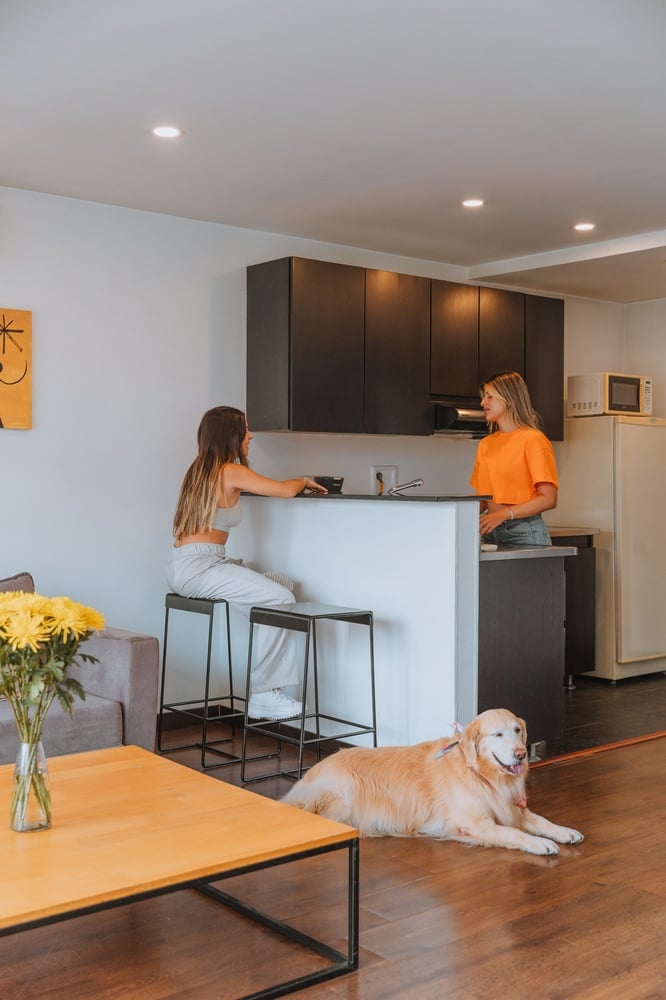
[386,478,424,496]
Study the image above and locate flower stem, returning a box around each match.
[10,742,52,831]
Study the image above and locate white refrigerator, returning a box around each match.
[552,415,666,681]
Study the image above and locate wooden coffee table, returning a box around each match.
[0,745,359,999]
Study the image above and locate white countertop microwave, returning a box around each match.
[567,372,653,416]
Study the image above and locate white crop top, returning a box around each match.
[212,498,243,532]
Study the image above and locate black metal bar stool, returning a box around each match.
[240,601,377,783]
[157,593,280,770]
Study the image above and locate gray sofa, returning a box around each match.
[0,571,159,764]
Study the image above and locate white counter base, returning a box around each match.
[228,495,481,746]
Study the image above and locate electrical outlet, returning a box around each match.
[370,465,398,495]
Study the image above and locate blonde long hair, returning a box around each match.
[173,406,248,539]
[481,371,543,433]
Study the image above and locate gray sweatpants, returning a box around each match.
[165,543,298,693]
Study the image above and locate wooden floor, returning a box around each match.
[3,722,666,999]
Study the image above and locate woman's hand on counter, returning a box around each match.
[298,477,328,495]
[479,507,512,535]
[224,465,326,498]
[479,483,558,535]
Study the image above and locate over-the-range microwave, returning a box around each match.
[567,372,653,416]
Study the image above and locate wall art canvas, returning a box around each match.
[0,309,32,429]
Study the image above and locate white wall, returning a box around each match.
[623,299,666,413]
[563,297,625,379]
[0,183,645,645]
[550,295,625,478]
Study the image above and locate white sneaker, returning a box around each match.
[263,570,295,592]
[248,688,303,720]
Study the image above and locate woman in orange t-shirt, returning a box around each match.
[470,371,558,548]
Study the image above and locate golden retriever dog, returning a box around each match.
[282,708,583,855]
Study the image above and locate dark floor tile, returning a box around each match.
[537,672,666,761]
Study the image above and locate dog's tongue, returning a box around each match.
[507,762,524,775]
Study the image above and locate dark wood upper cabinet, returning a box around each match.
[525,294,565,441]
[246,257,291,431]
[365,269,433,435]
[430,280,479,398]
[247,257,564,439]
[247,257,365,432]
[478,287,525,382]
[291,258,365,432]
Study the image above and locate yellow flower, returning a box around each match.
[46,596,89,640]
[80,604,106,632]
[0,607,52,652]
[0,591,106,745]
[0,592,32,619]
[0,591,105,654]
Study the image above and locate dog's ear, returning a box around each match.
[459,719,479,767]
[516,715,527,743]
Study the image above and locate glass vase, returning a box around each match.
[10,741,52,832]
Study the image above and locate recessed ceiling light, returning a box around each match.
[462,199,485,208]
[574,222,595,231]
[152,125,182,139]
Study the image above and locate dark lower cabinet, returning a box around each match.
[478,556,567,745]
[551,534,596,676]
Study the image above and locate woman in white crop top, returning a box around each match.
[166,405,327,721]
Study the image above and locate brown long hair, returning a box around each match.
[173,406,248,539]
[481,371,542,433]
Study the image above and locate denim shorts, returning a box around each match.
[483,514,551,549]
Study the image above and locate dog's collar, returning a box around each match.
[433,740,459,759]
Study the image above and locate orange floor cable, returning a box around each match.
[532,728,666,768]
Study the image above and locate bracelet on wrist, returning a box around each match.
[508,508,514,520]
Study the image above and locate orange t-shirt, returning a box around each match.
[470,427,558,505]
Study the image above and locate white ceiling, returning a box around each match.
[4,0,666,303]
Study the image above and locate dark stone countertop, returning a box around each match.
[548,526,600,537]
[480,544,578,561]
[290,492,487,503]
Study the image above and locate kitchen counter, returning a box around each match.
[480,545,577,561]
[229,492,482,745]
[548,526,600,537]
[224,494,583,748]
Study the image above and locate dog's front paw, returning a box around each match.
[531,837,559,856]
[560,827,584,845]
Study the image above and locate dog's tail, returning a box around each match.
[282,781,321,812]
[281,783,308,809]
[282,782,348,821]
